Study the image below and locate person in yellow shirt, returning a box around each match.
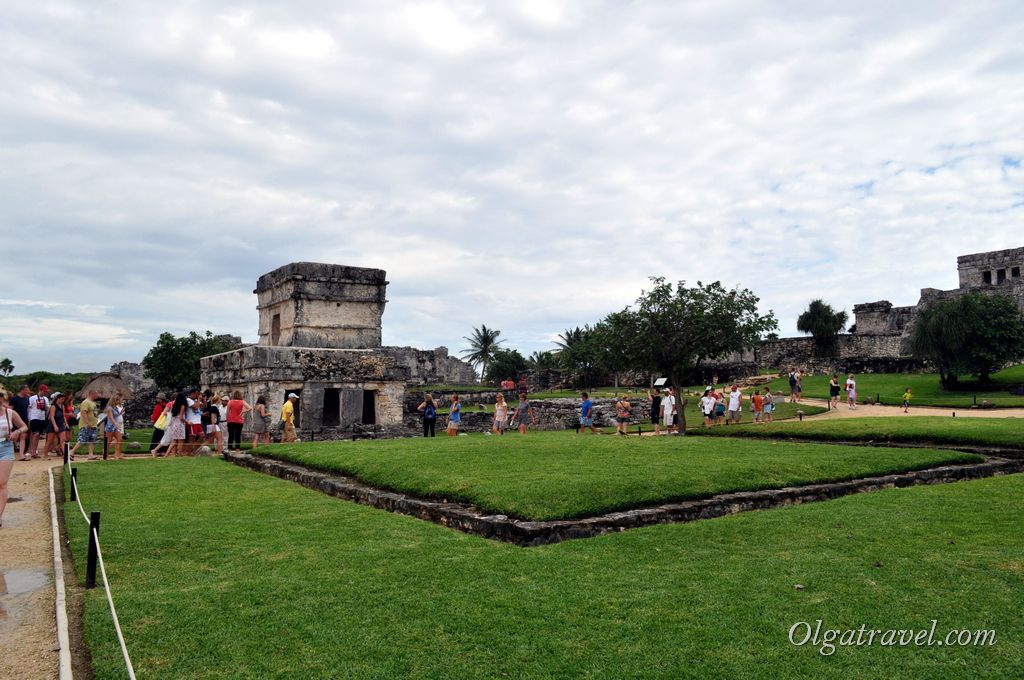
[280,393,299,443]
[69,390,100,460]
[902,388,912,413]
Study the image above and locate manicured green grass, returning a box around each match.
[768,371,1024,407]
[692,416,1024,449]
[261,432,977,520]
[64,460,1023,679]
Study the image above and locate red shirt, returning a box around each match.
[752,394,764,411]
[227,399,246,424]
[151,401,166,423]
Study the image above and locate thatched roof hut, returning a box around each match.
[78,372,134,401]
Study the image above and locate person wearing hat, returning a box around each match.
[26,384,50,459]
[280,393,299,443]
[660,387,676,434]
[149,392,168,452]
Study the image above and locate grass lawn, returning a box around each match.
[768,370,1024,408]
[65,459,1023,679]
[259,432,977,521]
[692,416,1024,449]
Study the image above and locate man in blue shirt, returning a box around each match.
[578,392,598,434]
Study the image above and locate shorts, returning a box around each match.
[447,419,461,430]
[764,404,774,414]
[728,409,740,419]
[188,423,204,437]
[715,406,726,417]
[77,427,98,444]
[580,416,593,427]
[830,389,840,397]
[30,420,47,435]
[662,412,673,426]
[616,416,629,424]
[902,400,910,408]
[47,422,69,434]
[0,440,14,461]
[493,418,507,431]
[514,415,528,427]
[206,424,221,434]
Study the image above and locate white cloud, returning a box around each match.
[0,0,1022,372]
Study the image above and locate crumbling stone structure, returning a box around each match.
[200,262,475,439]
[750,246,1024,374]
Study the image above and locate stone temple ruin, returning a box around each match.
[200,263,475,438]
[731,246,1024,375]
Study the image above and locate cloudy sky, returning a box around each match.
[1,1,1022,373]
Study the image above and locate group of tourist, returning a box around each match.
[416,392,537,437]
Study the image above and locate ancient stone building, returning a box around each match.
[200,262,475,438]
[750,245,1024,374]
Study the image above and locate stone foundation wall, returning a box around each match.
[754,334,922,374]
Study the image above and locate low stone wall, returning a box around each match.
[224,452,1023,546]
[754,335,924,375]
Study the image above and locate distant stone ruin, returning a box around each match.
[720,246,1024,376]
[200,262,475,439]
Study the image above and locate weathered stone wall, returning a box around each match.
[957,246,1024,288]
[377,346,477,385]
[851,301,915,336]
[754,335,922,374]
[109,361,156,393]
[255,262,387,349]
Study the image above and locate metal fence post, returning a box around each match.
[64,442,70,465]
[86,511,101,589]
[70,468,78,502]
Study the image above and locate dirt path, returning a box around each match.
[0,457,63,680]
[799,398,1024,419]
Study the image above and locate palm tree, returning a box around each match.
[527,350,557,371]
[796,300,848,356]
[0,357,13,376]
[460,325,503,381]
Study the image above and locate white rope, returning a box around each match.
[48,468,75,680]
[65,463,138,679]
[90,526,136,680]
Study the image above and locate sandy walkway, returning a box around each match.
[799,398,1024,419]
[0,457,63,680]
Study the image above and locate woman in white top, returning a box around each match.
[1,392,30,528]
[492,394,509,435]
[845,374,857,410]
[699,390,716,428]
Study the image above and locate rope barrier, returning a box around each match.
[64,462,138,679]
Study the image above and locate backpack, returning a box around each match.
[789,372,797,386]
[424,403,436,419]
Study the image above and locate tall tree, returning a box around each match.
[0,357,13,376]
[911,293,1024,388]
[143,331,239,389]
[554,326,600,387]
[626,278,778,388]
[796,299,848,356]
[526,350,558,371]
[460,325,503,381]
[591,311,637,388]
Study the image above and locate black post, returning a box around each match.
[103,433,108,460]
[637,425,642,436]
[86,511,101,589]
[63,442,69,466]
[70,468,78,501]
[876,393,880,405]
[973,395,977,406]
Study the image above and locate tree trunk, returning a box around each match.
[614,372,620,389]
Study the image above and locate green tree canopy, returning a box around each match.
[460,324,503,381]
[796,299,848,356]
[0,358,13,376]
[484,349,529,384]
[526,350,558,371]
[143,331,239,389]
[911,293,1024,388]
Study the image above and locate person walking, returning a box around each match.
[149,392,168,451]
[165,391,190,457]
[614,395,631,435]
[446,394,461,436]
[492,394,509,435]
[699,389,716,428]
[751,389,764,424]
[1,391,30,528]
[661,388,676,434]
[63,394,77,451]
[845,374,857,410]
[829,375,840,410]
[578,392,598,434]
[513,393,534,435]
[280,393,299,443]
[251,395,271,448]
[104,395,125,460]
[150,399,173,456]
[902,387,913,413]
[713,389,727,426]
[788,369,798,403]
[727,384,743,425]
[794,370,804,403]
[649,389,663,435]
[26,385,50,459]
[204,394,224,454]
[8,386,31,461]
[416,394,438,438]
[227,391,253,450]
[45,392,69,457]
[762,387,775,423]
[69,390,101,461]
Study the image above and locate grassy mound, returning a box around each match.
[259,432,977,520]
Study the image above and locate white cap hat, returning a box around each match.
[288,392,299,399]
